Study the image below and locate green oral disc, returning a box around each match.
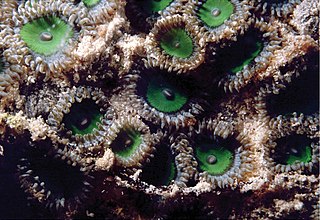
[159,28,193,58]
[146,76,188,113]
[20,16,73,56]
[82,0,100,7]
[112,128,142,158]
[138,0,173,14]
[62,99,102,136]
[286,145,312,165]
[198,0,234,28]
[196,142,233,175]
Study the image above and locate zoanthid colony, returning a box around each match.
[0,0,319,219]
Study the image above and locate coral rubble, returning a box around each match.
[0,0,319,219]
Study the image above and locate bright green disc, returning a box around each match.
[82,0,100,7]
[112,128,142,159]
[198,0,234,28]
[137,0,173,14]
[20,16,73,56]
[286,145,312,165]
[159,28,193,58]
[146,76,188,113]
[196,142,233,175]
[62,99,103,136]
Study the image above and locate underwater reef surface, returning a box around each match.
[0,0,319,219]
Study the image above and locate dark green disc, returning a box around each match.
[274,135,313,166]
[286,145,312,165]
[140,145,176,186]
[20,16,73,56]
[216,32,263,74]
[230,41,263,73]
[137,0,173,14]
[62,99,103,136]
[111,128,142,159]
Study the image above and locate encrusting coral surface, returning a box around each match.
[0,0,319,219]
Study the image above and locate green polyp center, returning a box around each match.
[82,0,100,7]
[217,32,263,74]
[137,0,173,14]
[196,141,233,175]
[146,76,188,113]
[111,128,142,158]
[275,135,313,165]
[198,0,234,28]
[286,146,312,165]
[140,145,176,186]
[62,99,103,136]
[159,28,193,59]
[20,16,73,56]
